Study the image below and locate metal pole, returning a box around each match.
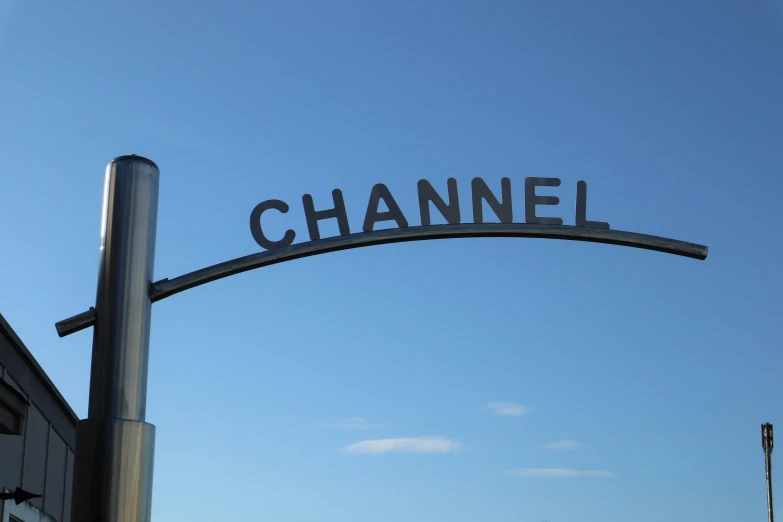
[70,155,160,522]
[767,451,775,522]
[763,423,774,522]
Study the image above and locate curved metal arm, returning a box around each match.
[55,223,708,337]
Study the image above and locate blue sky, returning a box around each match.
[1,1,782,521]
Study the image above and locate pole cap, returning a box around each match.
[109,154,158,169]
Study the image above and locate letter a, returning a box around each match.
[363,184,409,232]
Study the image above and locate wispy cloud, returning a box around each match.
[481,402,533,417]
[541,440,582,451]
[343,437,462,454]
[507,468,616,478]
[319,417,378,431]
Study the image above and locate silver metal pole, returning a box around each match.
[71,155,160,522]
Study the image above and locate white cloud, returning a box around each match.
[507,468,617,478]
[343,437,462,454]
[481,402,533,417]
[541,440,582,451]
[319,417,378,430]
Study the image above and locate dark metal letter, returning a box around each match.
[417,178,461,226]
[471,177,512,223]
[575,181,610,229]
[525,177,563,225]
[363,183,409,232]
[249,200,297,250]
[302,189,351,241]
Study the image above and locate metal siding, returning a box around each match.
[63,449,74,522]
[0,319,78,449]
[22,405,48,510]
[44,427,67,520]
[4,372,28,399]
[0,405,24,492]
[5,498,59,522]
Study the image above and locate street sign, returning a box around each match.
[56,155,710,522]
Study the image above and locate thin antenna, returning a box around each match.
[762,423,774,522]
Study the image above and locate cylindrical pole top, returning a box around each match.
[88,155,160,421]
[110,154,159,169]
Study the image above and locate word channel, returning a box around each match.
[250,177,609,251]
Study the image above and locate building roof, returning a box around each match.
[0,313,79,425]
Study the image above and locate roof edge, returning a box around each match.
[0,312,79,424]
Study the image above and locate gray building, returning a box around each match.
[0,313,77,522]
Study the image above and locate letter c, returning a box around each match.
[249,200,296,250]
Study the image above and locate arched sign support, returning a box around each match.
[61,156,708,522]
[57,223,707,337]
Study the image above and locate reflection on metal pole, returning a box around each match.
[763,423,774,522]
[70,156,159,522]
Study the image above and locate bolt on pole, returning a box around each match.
[763,423,774,522]
[70,155,160,522]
